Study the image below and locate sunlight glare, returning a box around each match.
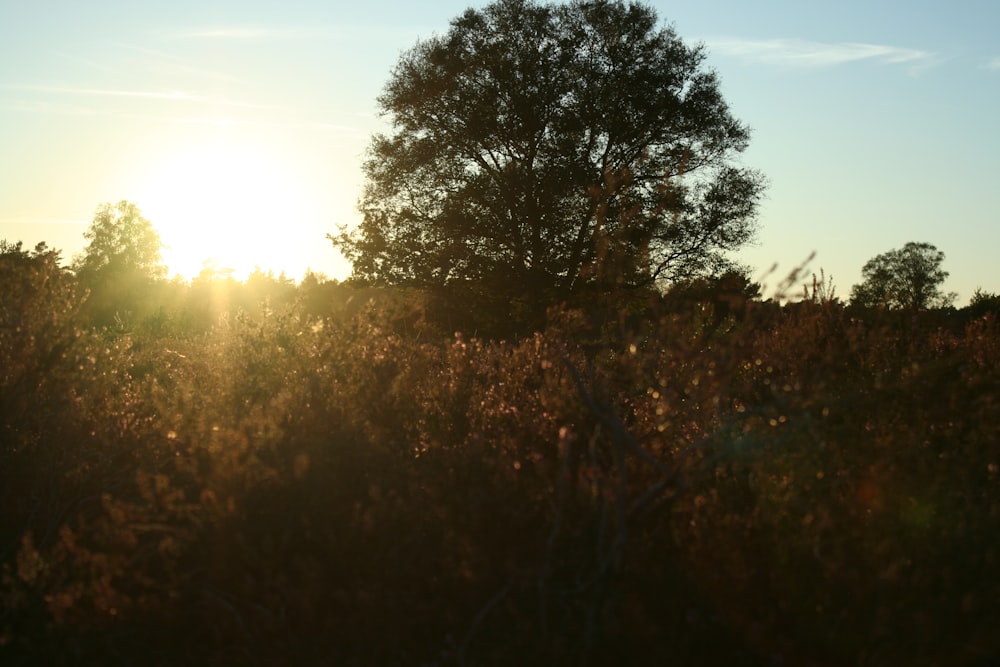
[135,135,321,281]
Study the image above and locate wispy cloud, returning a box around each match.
[166,24,386,42]
[173,115,363,136]
[175,27,273,39]
[704,37,940,71]
[0,84,287,114]
[0,215,86,226]
[987,57,1000,71]
[0,83,197,101]
[110,41,245,84]
[0,82,363,136]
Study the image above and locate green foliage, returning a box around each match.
[73,201,166,282]
[334,0,763,302]
[850,241,955,311]
[72,201,167,328]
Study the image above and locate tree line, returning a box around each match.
[30,0,979,336]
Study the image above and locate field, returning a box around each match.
[2,252,1000,665]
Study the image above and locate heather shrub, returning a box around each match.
[670,306,1000,666]
[2,274,999,666]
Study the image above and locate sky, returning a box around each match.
[1,0,998,302]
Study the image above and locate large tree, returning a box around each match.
[850,241,955,310]
[333,0,764,297]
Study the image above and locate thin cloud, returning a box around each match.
[174,115,363,136]
[166,25,399,42]
[0,84,283,113]
[704,37,939,71]
[0,215,86,226]
[110,41,244,84]
[0,84,362,135]
[167,26,325,40]
[987,57,1000,71]
[175,27,273,39]
[0,84,197,101]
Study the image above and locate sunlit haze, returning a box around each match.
[1,1,998,297]
[131,132,324,280]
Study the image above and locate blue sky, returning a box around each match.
[1,0,998,300]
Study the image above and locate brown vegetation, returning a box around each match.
[2,244,1000,665]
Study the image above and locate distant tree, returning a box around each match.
[73,201,166,283]
[965,287,1000,318]
[72,201,166,328]
[660,268,761,323]
[333,0,764,299]
[244,267,297,315]
[850,242,955,310]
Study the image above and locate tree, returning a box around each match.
[73,200,166,283]
[333,0,763,299]
[850,242,955,310]
[965,287,1000,318]
[72,201,166,327]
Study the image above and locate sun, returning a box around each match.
[134,134,321,281]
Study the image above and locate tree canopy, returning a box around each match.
[333,0,764,298]
[850,241,955,310]
[72,200,166,328]
[73,200,165,284]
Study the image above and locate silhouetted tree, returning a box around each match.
[966,287,1000,318]
[850,242,955,310]
[72,201,166,327]
[333,0,763,300]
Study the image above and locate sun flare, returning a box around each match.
[135,134,320,281]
